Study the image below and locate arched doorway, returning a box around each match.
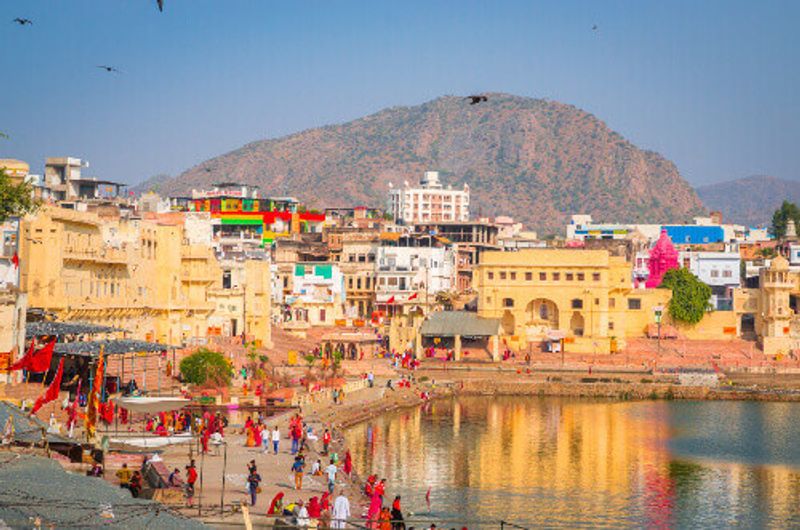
[501,310,516,335]
[525,299,559,328]
[570,312,585,336]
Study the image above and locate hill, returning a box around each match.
[696,175,800,227]
[153,93,706,233]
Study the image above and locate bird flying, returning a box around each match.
[157,0,164,12]
[466,95,488,105]
[13,18,32,26]
[0,132,8,140]
[97,65,121,74]
[592,24,598,31]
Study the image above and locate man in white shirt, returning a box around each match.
[331,490,350,529]
[271,426,280,455]
[324,459,338,494]
[296,499,309,527]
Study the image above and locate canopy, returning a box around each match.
[109,433,194,449]
[113,397,190,413]
[54,339,174,357]
[26,321,123,339]
[420,311,500,337]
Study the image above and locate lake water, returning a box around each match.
[343,396,800,529]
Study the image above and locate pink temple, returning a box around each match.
[645,229,679,288]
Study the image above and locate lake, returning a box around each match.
[343,396,800,529]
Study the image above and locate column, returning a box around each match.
[490,335,500,362]
[454,335,462,361]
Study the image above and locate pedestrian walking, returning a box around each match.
[292,455,305,490]
[247,466,262,506]
[272,425,281,454]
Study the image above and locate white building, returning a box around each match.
[375,244,454,304]
[388,171,469,224]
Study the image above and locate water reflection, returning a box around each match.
[343,397,800,528]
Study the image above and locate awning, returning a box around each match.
[113,397,190,414]
[546,330,567,341]
[54,339,174,357]
[109,433,194,449]
[419,311,500,337]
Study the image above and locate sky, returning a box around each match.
[1,0,799,187]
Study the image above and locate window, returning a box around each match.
[500,272,507,280]
[222,270,232,289]
[539,304,549,319]
[711,270,719,278]
[592,273,601,281]
[503,298,514,308]
[723,270,732,278]
[628,298,642,310]
[488,271,494,280]
[595,298,599,305]
[525,272,532,281]
[552,272,560,281]
[539,272,546,281]
[571,298,583,309]
[577,273,585,281]
[608,322,615,331]
[510,272,517,280]
[609,298,616,309]
[566,273,574,281]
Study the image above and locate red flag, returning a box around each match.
[30,357,64,414]
[9,341,35,371]
[85,351,104,440]
[408,292,418,300]
[387,296,395,304]
[29,339,55,373]
[11,252,19,269]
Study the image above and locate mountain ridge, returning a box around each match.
[149,93,707,233]
[696,175,800,227]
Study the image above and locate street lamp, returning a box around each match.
[654,305,664,355]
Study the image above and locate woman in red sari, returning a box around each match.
[343,450,353,477]
[307,496,322,518]
[267,492,284,515]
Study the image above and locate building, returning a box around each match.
[375,234,455,314]
[281,262,346,326]
[679,249,741,309]
[44,157,125,201]
[17,205,271,347]
[475,249,670,354]
[388,171,469,224]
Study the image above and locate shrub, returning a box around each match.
[659,268,712,325]
[180,348,232,387]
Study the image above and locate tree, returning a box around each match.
[0,168,38,222]
[659,268,712,325]
[771,201,800,239]
[179,348,232,387]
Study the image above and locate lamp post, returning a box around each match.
[654,306,664,355]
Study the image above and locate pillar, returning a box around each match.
[490,335,500,362]
[414,331,423,359]
[454,335,462,361]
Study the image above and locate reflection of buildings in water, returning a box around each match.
[343,398,800,526]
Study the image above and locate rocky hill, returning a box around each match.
[696,175,800,227]
[154,93,706,233]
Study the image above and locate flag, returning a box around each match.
[408,292,418,300]
[11,252,19,269]
[30,357,64,415]
[387,296,395,304]
[9,339,54,373]
[85,350,104,441]
[426,487,431,511]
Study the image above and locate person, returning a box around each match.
[365,475,377,496]
[272,425,281,454]
[331,490,350,529]
[367,372,374,388]
[322,428,332,455]
[87,462,103,477]
[248,459,257,474]
[366,490,382,529]
[296,499,309,527]
[379,507,392,530]
[129,471,142,498]
[307,496,322,518]
[391,496,405,530]
[343,450,353,477]
[267,492,285,515]
[291,423,302,454]
[247,466,262,506]
[375,478,386,501]
[324,459,338,495]
[186,461,198,507]
[168,467,181,486]
[292,455,305,490]
[311,459,322,476]
[116,463,132,491]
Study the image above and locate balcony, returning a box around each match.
[63,246,127,265]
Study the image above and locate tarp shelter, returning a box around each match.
[0,454,207,529]
[26,321,122,339]
[112,397,190,414]
[0,401,80,458]
[419,311,501,361]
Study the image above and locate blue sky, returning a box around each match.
[1,0,798,187]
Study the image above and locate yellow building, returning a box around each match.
[18,205,271,347]
[475,249,669,353]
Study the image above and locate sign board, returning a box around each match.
[654,305,664,324]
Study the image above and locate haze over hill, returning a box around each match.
[151,93,706,233]
[696,175,800,227]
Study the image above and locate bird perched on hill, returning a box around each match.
[97,65,121,74]
[12,17,32,26]
[157,0,164,12]
[466,95,488,105]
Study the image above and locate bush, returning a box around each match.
[659,268,712,325]
[180,348,232,387]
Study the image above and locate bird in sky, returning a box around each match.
[97,65,121,74]
[592,24,598,31]
[157,0,164,12]
[12,17,32,26]
[466,95,488,105]
[0,132,9,140]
